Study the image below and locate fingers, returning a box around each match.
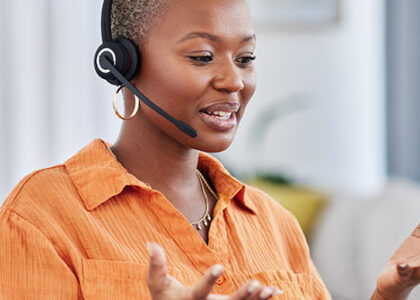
[397,261,412,278]
[231,280,262,299]
[192,267,284,300]
[411,223,420,238]
[146,242,168,294]
[396,258,417,279]
[145,247,285,300]
[395,261,420,291]
[231,280,283,300]
[259,286,283,299]
[192,264,225,298]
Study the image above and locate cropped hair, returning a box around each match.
[111,0,169,48]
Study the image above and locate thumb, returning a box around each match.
[397,261,413,279]
[146,242,168,294]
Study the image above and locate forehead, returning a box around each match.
[149,0,254,43]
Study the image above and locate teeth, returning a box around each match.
[206,111,232,119]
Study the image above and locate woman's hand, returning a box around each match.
[371,223,420,300]
[146,242,283,300]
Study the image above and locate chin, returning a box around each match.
[203,142,232,153]
[192,131,236,153]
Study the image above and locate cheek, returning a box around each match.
[142,62,210,114]
[247,68,257,96]
[239,71,257,116]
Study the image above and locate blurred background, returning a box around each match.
[0,0,419,298]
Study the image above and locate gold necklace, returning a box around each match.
[107,152,215,230]
[191,170,217,230]
[197,170,218,199]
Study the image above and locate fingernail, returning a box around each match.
[398,263,408,270]
[259,287,273,299]
[274,288,284,295]
[212,264,224,277]
[248,280,260,293]
[146,242,154,258]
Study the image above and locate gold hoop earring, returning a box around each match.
[113,85,140,121]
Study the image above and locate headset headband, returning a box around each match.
[101,0,113,42]
[94,0,198,138]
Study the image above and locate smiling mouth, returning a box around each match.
[198,102,240,131]
[201,110,233,120]
[199,110,237,131]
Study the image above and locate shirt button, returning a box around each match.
[216,276,225,285]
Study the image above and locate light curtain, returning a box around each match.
[0,0,119,201]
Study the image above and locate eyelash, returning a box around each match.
[236,55,256,66]
[188,54,256,67]
[189,55,214,64]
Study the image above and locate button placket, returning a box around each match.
[209,209,230,264]
[147,192,219,275]
[216,275,226,285]
[209,212,236,293]
[212,270,235,294]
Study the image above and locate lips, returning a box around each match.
[199,102,240,131]
[200,102,240,114]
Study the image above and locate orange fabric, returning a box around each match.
[0,139,330,299]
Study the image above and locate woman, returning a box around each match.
[0,0,418,299]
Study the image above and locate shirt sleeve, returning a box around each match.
[247,186,331,299]
[308,257,331,299]
[287,210,331,300]
[0,208,82,299]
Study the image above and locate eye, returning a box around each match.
[188,54,214,65]
[236,55,256,67]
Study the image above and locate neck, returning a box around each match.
[110,120,200,200]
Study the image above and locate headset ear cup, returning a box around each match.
[94,42,128,86]
[116,37,140,81]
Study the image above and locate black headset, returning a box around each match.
[94,0,198,138]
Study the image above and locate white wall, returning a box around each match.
[0,0,118,202]
[218,0,386,196]
[0,0,386,201]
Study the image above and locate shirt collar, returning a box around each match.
[197,152,257,214]
[65,139,257,214]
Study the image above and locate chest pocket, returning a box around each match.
[252,270,310,300]
[81,258,183,300]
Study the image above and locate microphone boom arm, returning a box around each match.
[101,56,198,138]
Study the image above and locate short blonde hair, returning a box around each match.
[111,0,169,48]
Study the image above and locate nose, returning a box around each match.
[212,61,245,93]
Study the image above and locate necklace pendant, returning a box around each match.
[207,215,212,221]
[203,219,208,226]
[197,223,202,230]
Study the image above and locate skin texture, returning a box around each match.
[371,223,420,300]
[129,0,256,152]
[110,1,280,297]
[110,0,256,244]
[108,0,420,298]
[146,242,283,300]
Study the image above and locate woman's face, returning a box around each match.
[133,0,256,152]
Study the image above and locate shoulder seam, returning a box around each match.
[2,208,52,238]
[2,208,61,249]
[1,165,65,211]
[1,207,71,269]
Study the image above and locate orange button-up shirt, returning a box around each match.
[0,139,330,299]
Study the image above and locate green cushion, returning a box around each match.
[245,178,328,239]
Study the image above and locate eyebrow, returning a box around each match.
[177,31,256,44]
